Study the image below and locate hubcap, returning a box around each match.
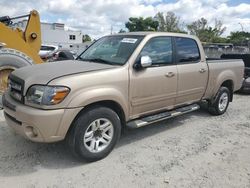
[83,118,114,153]
[218,92,228,112]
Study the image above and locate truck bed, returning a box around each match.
[204,59,244,99]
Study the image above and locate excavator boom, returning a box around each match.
[0,10,42,64]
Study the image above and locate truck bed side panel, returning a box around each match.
[203,59,244,99]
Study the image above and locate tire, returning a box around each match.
[0,48,34,67]
[67,106,121,162]
[0,48,34,93]
[208,87,230,116]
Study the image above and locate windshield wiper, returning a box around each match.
[78,58,120,66]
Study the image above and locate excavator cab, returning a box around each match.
[0,10,43,94]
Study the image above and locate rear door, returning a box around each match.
[175,37,208,105]
[129,36,177,117]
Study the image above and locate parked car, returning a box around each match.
[221,53,250,93]
[2,32,244,162]
[39,44,58,61]
[48,49,75,62]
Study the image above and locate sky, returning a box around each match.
[1,0,250,39]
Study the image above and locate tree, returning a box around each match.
[82,34,91,43]
[227,31,250,46]
[155,12,185,33]
[125,17,159,32]
[118,29,126,33]
[187,18,226,42]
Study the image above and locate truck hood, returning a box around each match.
[11,60,116,90]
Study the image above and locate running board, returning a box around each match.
[127,104,200,128]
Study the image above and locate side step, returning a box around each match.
[127,104,200,128]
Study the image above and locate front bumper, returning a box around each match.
[2,93,82,143]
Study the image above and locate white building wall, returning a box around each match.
[41,23,82,48]
[41,28,82,48]
[16,20,83,49]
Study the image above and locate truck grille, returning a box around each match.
[8,74,25,103]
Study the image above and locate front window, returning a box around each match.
[139,36,173,65]
[40,46,56,51]
[78,35,144,65]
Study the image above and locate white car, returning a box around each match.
[39,44,58,60]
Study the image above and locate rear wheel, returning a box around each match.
[208,87,230,115]
[67,106,121,162]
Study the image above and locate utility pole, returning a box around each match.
[238,23,245,47]
[110,25,113,35]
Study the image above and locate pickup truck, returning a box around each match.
[2,32,244,161]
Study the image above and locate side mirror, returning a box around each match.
[141,56,152,68]
[134,56,152,70]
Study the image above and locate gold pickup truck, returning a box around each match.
[2,32,244,161]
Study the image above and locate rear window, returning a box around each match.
[41,46,56,51]
[175,37,200,63]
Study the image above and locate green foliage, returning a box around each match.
[227,31,250,46]
[213,37,228,43]
[187,18,226,42]
[118,29,126,33]
[125,17,159,32]
[124,14,250,46]
[155,12,186,33]
[82,34,91,43]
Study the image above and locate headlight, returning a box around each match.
[26,85,70,105]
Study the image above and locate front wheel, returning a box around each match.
[0,48,34,94]
[208,87,230,116]
[67,106,121,162]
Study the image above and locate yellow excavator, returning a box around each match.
[0,10,43,94]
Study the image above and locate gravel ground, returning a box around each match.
[0,94,249,188]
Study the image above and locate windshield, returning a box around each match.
[78,35,144,65]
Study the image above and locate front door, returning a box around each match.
[129,36,177,118]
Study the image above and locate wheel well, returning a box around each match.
[84,100,126,126]
[66,100,126,139]
[221,80,234,101]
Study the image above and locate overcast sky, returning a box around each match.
[1,0,250,39]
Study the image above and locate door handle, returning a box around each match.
[165,72,175,78]
[199,68,206,73]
